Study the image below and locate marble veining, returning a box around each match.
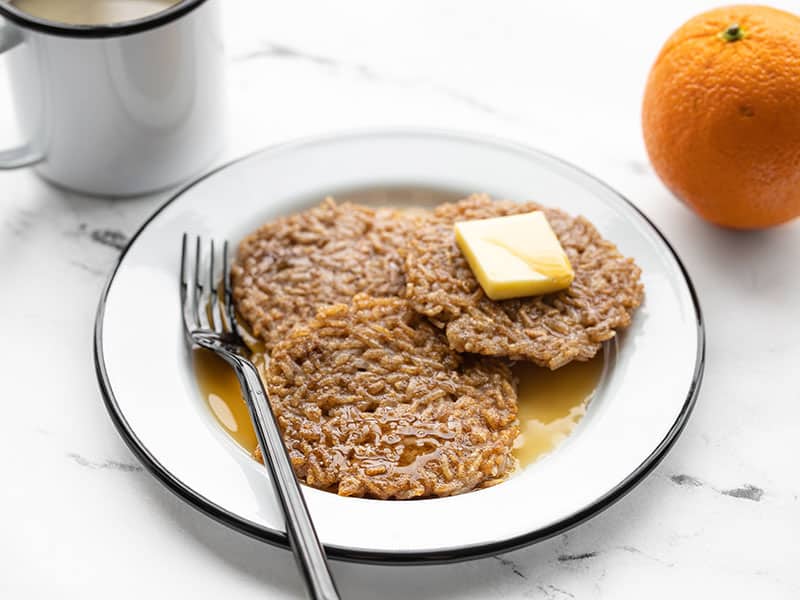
[235,39,518,120]
[721,484,764,502]
[67,453,144,473]
[670,473,703,487]
[535,584,576,599]
[68,259,107,277]
[670,473,766,502]
[4,207,37,237]
[493,556,527,579]
[557,552,598,563]
[234,41,340,68]
[89,228,129,251]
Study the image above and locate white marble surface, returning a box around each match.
[2,1,799,598]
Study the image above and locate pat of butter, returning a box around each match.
[454,211,574,301]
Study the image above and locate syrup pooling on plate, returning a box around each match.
[193,348,605,469]
[512,350,604,466]
[192,190,629,493]
[193,349,258,454]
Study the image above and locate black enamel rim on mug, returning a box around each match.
[0,0,207,38]
[94,129,705,565]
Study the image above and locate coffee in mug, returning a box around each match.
[9,0,182,25]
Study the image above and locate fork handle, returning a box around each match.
[228,356,341,600]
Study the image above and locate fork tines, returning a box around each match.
[181,234,235,337]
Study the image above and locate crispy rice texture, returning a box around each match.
[403,194,644,368]
[232,198,413,352]
[264,294,519,499]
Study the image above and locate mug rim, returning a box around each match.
[0,0,208,38]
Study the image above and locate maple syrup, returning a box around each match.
[192,188,606,470]
[512,351,605,466]
[193,348,605,468]
[193,349,258,454]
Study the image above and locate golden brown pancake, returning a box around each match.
[232,198,412,352]
[264,294,519,499]
[403,194,644,369]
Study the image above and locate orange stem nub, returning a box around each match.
[720,24,745,42]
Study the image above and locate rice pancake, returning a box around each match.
[264,294,519,499]
[403,194,644,369]
[232,198,412,352]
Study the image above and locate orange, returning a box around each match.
[642,5,800,229]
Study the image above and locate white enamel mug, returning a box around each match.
[0,0,224,196]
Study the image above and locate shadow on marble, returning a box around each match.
[121,443,675,599]
[132,468,306,597]
[670,209,800,296]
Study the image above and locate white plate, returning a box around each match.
[95,130,704,563]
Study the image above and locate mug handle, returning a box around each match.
[0,23,44,169]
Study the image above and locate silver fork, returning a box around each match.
[181,234,340,600]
